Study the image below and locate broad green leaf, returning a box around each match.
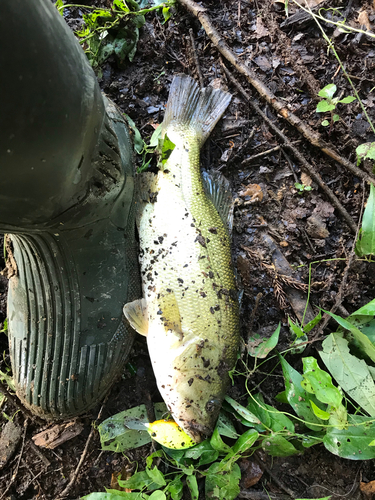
[161,134,176,166]
[329,402,348,430]
[279,355,324,431]
[149,492,166,500]
[355,184,375,256]
[324,415,375,460]
[247,393,295,433]
[149,125,162,148]
[339,95,356,104]
[325,310,375,363]
[302,357,342,408]
[261,433,299,457]
[310,401,330,420]
[118,471,160,492]
[318,84,337,99]
[356,142,375,165]
[166,476,183,500]
[216,411,239,439]
[321,120,330,127]
[205,463,241,500]
[248,323,280,358]
[224,396,261,425]
[320,333,375,416]
[349,298,375,318]
[98,403,167,452]
[332,114,340,122]
[231,429,259,455]
[186,475,199,500]
[316,100,335,113]
[146,466,166,487]
[210,428,231,453]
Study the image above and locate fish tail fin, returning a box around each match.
[162,74,231,145]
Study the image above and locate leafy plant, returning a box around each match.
[355,184,375,259]
[56,0,175,73]
[294,182,312,194]
[316,84,355,127]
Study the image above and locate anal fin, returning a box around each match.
[123,298,149,336]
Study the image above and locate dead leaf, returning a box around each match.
[306,0,325,5]
[313,200,335,218]
[32,421,84,449]
[360,480,375,500]
[306,215,329,239]
[254,56,272,72]
[256,18,270,39]
[301,172,312,186]
[358,10,372,30]
[239,183,263,203]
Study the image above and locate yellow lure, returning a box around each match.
[147,420,196,450]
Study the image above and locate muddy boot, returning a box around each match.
[0,0,140,418]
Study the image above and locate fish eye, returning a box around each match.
[206,399,220,413]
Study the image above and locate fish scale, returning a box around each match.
[124,74,240,442]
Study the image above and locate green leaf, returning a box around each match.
[356,142,375,165]
[124,114,145,154]
[248,323,280,358]
[224,396,261,425]
[160,134,176,166]
[318,84,337,99]
[279,355,325,431]
[216,411,239,439]
[261,433,299,457]
[316,100,335,113]
[329,402,348,430]
[231,429,259,455]
[355,184,375,256]
[205,463,241,500]
[210,428,231,453]
[146,466,166,487]
[247,393,295,433]
[82,493,146,499]
[310,400,330,420]
[166,476,183,500]
[349,298,375,318]
[288,317,305,339]
[332,114,340,122]
[186,475,199,500]
[98,403,167,452]
[302,357,342,408]
[324,415,375,460]
[321,120,330,127]
[324,310,375,363]
[320,333,375,416]
[339,95,356,104]
[118,471,160,492]
[149,492,166,500]
[303,311,322,333]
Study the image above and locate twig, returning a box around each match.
[241,145,280,165]
[177,0,375,186]
[0,419,28,500]
[189,28,204,89]
[56,399,108,499]
[221,63,357,234]
[0,380,44,425]
[311,181,365,340]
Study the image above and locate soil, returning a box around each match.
[1,0,375,499]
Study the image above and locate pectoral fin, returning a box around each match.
[123,298,149,336]
[157,289,183,336]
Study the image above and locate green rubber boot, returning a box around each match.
[0,1,140,418]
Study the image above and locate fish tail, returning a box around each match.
[162,74,231,145]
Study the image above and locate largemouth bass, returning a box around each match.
[124,74,240,442]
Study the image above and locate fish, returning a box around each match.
[124,74,240,443]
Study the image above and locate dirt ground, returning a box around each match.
[1,0,375,498]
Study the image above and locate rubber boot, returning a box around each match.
[0,0,140,418]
